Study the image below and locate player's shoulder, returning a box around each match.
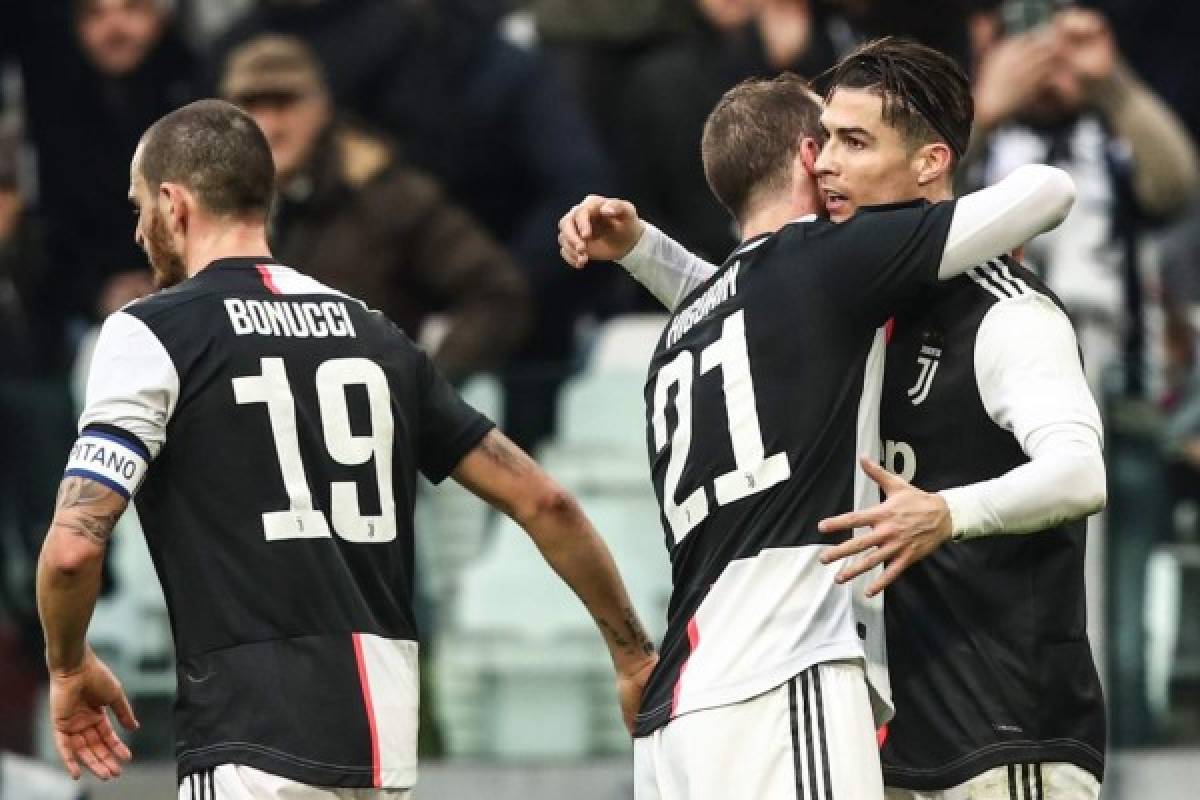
[118,279,209,323]
[828,198,944,231]
[961,255,1064,310]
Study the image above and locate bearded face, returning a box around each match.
[142,203,187,288]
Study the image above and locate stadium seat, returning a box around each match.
[1144,542,1200,719]
[585,313,668,374]
[436,516,623,757]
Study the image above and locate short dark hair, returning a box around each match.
[137,99,275,217]
[701,73,825,222]
[823,37,973,164]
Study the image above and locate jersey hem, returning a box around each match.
[178,745,416,790]
[882,739,1105,790]
[633,639,866,737]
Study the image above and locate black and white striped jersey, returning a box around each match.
[879,256,1106,789]
[633,200,956,737]
[72,258,492,788]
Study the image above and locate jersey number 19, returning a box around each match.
[233,356,397,543]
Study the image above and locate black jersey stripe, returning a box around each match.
[995,259,1031,296]
[976,264,1015,299]
[972,264,1016,300]
[813,667,833,799]
[986,259,1023,297]
[1035,763,1044,800]
[1008,764,1019,800]
[968,266,1012,301]
[1023,763,1034,800]
[789,678,806,800]
[801,671,821,799]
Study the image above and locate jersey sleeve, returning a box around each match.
[974,293,1103,449]
[937,294,1106,538]
[618,221,720,311]
[71,310,180,498]
[415,349,495,483]
[821,199,957,327]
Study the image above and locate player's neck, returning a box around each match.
[921,178,956,204]
[739,199,818,242]
[184,218,274,278]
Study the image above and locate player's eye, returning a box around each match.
[847,137,866,150]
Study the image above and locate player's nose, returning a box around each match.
[814,143,836,175]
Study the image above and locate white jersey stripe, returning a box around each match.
[256,264,366,306]
[354,635,419,790]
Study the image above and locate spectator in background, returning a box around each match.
[0,128,76,759]
[220,35,531,383]
[0,129,55,379]
[5,1,197,350]
[819,0,975,66]
[963,5,1199,393]
[617,0,838,264]
[211,0,615,448]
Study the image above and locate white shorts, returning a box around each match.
[884,762,1100,800]
[634,659,883,800]
[178,765,412,800]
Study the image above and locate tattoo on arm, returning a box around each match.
[53,477,124,546]
[477,430,532,477]
[598,606,656,657]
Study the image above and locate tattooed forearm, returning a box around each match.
[53,477,124,545]
[624,606,656,656]
[598,606,656,657]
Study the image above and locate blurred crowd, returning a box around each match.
[2,0,1200,766]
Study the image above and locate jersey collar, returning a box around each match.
[206,256,278,272]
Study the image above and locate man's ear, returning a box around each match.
[799,136,821,176]
[158,183,189,233]
[915,142,954,187]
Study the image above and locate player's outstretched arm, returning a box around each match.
[452,429,658,732]
[558,195,718,311]
[37,476,140,781]
[938,164,1076,279]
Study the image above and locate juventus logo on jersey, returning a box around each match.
[907,343,942,406]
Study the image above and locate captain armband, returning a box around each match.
[63,427,151,500]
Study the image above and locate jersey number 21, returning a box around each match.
[651,310,790,542]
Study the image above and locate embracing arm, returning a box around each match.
[558,195,717,312]
[452,429,657,730]
[938,164,1075,278]
[618,221,719,311]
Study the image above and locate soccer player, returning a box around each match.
[559,71,1077,800]
[564,40,1106,800]
[35,99,658,798]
